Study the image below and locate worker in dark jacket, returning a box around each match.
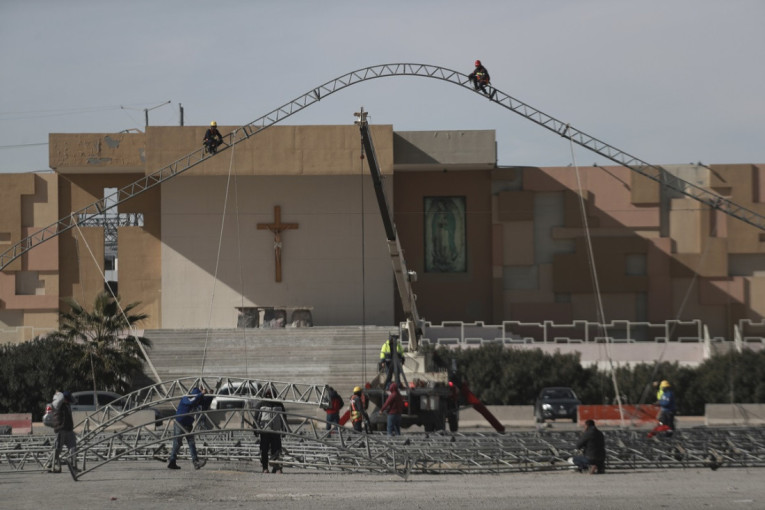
[572,419,606,474]
[380,382,405,436]
[253,390,288,473]
[203,121,224,154]
[168,387,207,470]
[324,386,344,434]
[468,59,491,94]
[53,390,77,472]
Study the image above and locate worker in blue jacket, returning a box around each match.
[657,380,676,435]
[168,387,208,470]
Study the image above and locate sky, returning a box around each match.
[1,0,763,174]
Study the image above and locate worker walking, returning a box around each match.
[168,387,208,470]
[656,380,676,434]
[380,333,405,390]
[349,386,370,433]
[253,389,288,473]
[52,390,77,473]
[323,386,344,434]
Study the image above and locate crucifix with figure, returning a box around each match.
[257,205,299,282]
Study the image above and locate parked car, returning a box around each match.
[209,381,261,410]
[534,386,581,423]
[70,390,164,426]
[70,390,124,412]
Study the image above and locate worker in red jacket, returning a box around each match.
[380,382,405,436]
[324,386,344,434]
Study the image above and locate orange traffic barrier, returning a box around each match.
[577,405,657,427]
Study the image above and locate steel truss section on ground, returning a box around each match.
[2,390,764,480]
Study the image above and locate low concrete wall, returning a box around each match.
[705,404,765,426]
[459,405,535,428]
[72,410,158,431]
[0,413,32,434]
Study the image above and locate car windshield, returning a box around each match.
[542,388,575,400]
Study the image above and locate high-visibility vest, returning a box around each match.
[350,394,363,423]
[380,340,403,360]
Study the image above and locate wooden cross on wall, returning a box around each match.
[257,205,299,282]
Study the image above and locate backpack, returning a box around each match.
[42,404,56,428]
[43,392,65,428]
[259,404,285,431]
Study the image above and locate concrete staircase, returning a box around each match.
[140,326,390,394]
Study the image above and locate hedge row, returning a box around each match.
[432,344,765,415]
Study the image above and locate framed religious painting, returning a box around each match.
[424,196,466,273]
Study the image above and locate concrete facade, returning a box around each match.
[1,124,764,344]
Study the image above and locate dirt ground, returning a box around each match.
[2,462,763,510]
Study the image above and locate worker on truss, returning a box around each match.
[203,121,223,154]
[468,60,491,94]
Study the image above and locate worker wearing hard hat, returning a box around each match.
[349,386,370,433]
[468,59,491,94]
[656,380,676,435]
[380,333,405,390]
[203,121,224,154]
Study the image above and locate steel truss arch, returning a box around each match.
[2,63,763,271]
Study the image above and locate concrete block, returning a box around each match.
[705,404,765,426]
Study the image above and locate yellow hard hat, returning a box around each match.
[353,386,362,393]
[660,380,671,389]
[210,121,217,127]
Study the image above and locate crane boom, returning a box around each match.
[355,108,422,350]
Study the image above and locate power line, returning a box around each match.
[0,142,48,149]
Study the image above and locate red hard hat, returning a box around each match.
[475,60,481,66]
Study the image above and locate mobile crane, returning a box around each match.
[354,108,504,433]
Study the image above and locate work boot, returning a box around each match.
[588,465,598,475]
[167,460,181,470]
[193,459,207,470]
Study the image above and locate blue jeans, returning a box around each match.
[387,413,401,436]
[326,412,340,430]
[572,455,603,473]
[169,421,198,462]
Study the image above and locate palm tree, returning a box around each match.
[52,292,152,394]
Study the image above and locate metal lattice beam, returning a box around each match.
[3,63,763,271]
[2,379,765,480]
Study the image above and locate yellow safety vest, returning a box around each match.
[380,340,404,360]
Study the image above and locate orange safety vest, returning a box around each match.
[350,394,363,423]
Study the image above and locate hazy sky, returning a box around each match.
[1,0,763,173]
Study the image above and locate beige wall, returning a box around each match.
[145,125,394,177]
[0,173,59,343]
[160,175,394,328]
[489,164,765,338]
[50,132,146,173]
[57,174,161,329]
[4,126,765,344]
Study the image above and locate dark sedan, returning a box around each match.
[534,387,581,423]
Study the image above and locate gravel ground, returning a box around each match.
[2,462,763,510]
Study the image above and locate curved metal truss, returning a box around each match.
[3,63,764,271]
[1,378,764,481]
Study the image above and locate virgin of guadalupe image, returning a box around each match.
[425,197,466,272]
